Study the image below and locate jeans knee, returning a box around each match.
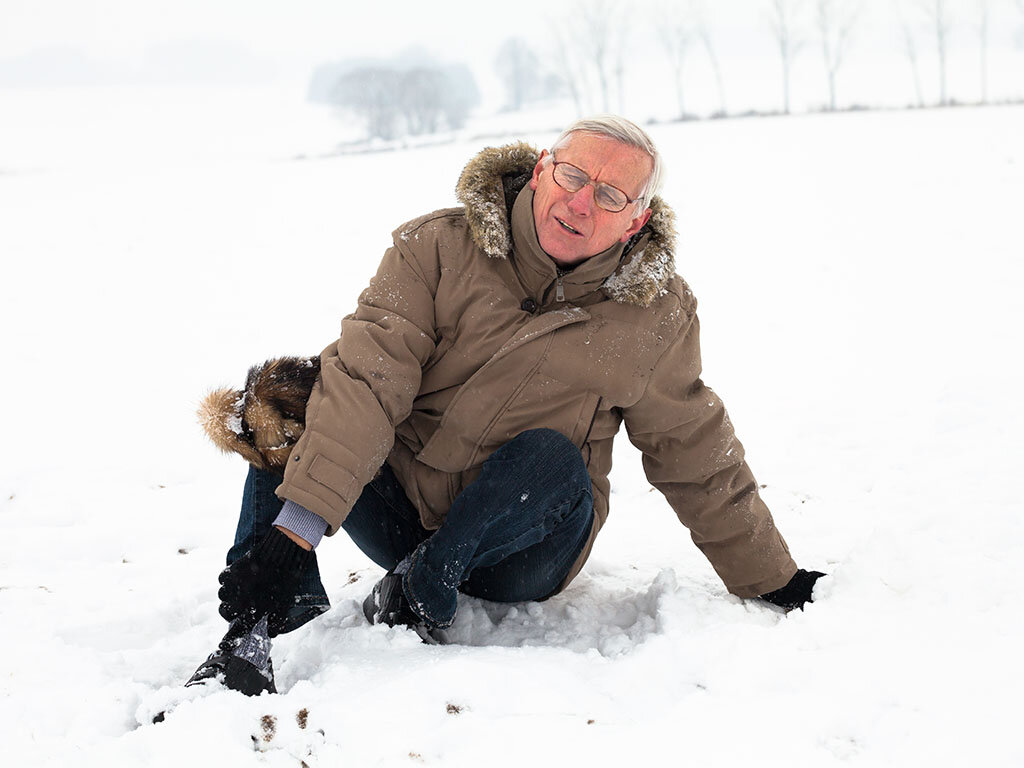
[481,429,590,502]
[501,428,581,465]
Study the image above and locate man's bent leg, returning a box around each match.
[457,501,592,604]
[228,465,330,634]
[341,463,432,570]
[403,429,594,628]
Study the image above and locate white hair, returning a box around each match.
[547,114,663,214]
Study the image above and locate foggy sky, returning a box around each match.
[2,0,1022,112]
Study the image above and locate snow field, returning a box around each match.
[2,98,1023,766]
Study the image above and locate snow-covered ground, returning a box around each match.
[1,94,1022,766]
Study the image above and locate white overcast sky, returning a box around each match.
[1,0,541,69]
[6,0,1019,67]
[2,0,1022,112]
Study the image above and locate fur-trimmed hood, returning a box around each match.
[200,356,320,474]
[455,141,677,308]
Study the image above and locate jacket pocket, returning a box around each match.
[468,349,549,466]
[307,454,362,505]
[570,393,602,448]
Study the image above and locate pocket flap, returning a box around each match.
[307,454,362,504]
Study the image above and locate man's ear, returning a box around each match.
[620,207,652,242]
[529,149,549,191]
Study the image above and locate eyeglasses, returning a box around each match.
[550,159,639,213]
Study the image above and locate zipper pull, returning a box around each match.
[555,276,565,302]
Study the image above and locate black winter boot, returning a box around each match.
[363,556,442,644]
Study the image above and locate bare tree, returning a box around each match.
[579,0,617,111]
[657,4,696,119]
[919,0,953,106]
[656,1,727,119]
[331,67,403,140]
[696,14,728,115]
[401,68,444,135]
[768,0,806,114]
[815,0,860,111]
[553,1,630,114]
[329,64,479,141]
[896,1,926,107]
[566,0,632,112]
[494,38,541,112]
[552,29,588,116]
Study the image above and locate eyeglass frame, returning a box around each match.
[548,156,641,214]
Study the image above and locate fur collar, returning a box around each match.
[455,141,677,308]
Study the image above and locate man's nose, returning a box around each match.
[566,183,595,216]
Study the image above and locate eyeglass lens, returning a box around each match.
[553,163,629,212]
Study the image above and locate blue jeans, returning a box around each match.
[228,428,594,633]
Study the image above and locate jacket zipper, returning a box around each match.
[555,276,565,302]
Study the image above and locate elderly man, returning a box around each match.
[191,116,824,695]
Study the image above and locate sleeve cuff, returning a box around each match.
[273,500,329,549]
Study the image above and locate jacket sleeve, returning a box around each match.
[621,309,797,598]
[275,234,439,534]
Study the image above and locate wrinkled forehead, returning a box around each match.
[554,132,653,195]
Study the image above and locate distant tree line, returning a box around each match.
[668,0,1022,115]
[310,56,479,141]
[517,0,1023,118]
[311,1,1024,142]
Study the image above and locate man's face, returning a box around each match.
[529,132,653,267]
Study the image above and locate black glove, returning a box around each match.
[760,568,826,612]
[217,528,313,637]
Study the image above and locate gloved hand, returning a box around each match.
[760,568,826,611]
[217,527,313,637]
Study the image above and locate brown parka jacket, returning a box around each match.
[209,142,797,599]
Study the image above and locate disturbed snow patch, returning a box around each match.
[436,569,679,655]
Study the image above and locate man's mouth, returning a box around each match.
[555,217,582,236]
